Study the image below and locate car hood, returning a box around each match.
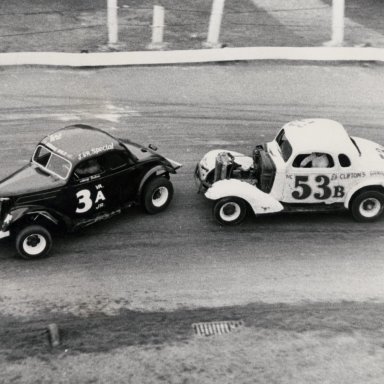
[0,164,66,197]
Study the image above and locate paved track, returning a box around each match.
[1,63,384,318]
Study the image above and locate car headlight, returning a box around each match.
[1,213,13,232]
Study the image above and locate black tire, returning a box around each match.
[142,177,174,214]
[350,190,384,222]
[15,225,52,260]
[213,197,247,225]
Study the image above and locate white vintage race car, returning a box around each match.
[195,118,384,225]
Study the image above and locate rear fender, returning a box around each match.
[137,165,169,197]
[205,179,283,214]
[344,178,384,208]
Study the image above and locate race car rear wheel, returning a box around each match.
[213,197,247,225]
[351,191,384,222]
[143,177,174,214]
[15,225,52,260]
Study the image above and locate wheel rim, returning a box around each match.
[152,186,169,207]
[220,202,241,222]
[23,234,47,256]
[359,197,382,218]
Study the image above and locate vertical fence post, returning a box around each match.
[331,0,345,45]
[148,5,166,49]
[204,0,225,48]
[107,0,118,46]
[324,0,344,46]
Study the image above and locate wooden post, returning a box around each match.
[107,0,118,46]
[204,0,225,48]
[332,0,345,46]
[152,5,164,45]
[47,323,60,347]
[147,5,167,49]
[324,0,345,46]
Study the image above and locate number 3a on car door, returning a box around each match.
[69,157,108,217]
[76,186,106,214]
[283,152,345,203]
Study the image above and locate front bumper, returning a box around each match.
[0,213,13,238]
[0,230,10,239]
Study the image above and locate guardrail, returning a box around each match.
[0,47,382,67]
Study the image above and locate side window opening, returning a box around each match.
[339,154,351,167]
[73,157,104,179]
[293,153,334,168]
[102,151,128,170]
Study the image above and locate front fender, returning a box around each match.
[344,178,384,208]
[9,206,67,229]
[205,179,283,215]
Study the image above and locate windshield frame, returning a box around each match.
[275,129,293,162]
[32,145,72,180]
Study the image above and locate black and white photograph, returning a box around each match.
[1,1,384,383]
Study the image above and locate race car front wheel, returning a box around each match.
[351,190,384,222]
[143,177,174,214]
[213,197,247,225]
[15,225,52,260]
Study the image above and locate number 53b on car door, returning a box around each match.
[284,173,346,203]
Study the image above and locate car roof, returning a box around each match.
[40,124,123,163]
[281,119,358,155]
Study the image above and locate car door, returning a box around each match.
[64,156,119,221]
[282,152,344,204]
[100,150,145,205]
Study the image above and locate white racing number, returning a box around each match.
[76,186,106,213]
[76,189,93,213]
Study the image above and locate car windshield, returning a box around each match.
[32,145,72,179]
[275,130,292,162]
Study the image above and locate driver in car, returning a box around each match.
[300,152,329,168]
[75,158,102,177]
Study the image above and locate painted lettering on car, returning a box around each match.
[291,175,345,200]
[78,142,114,160]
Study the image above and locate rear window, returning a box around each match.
[33,145,72,179]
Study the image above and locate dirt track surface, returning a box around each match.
[2,63,384,383]
[1,63,384,318]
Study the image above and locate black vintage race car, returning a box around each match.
[0,124,181,259]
